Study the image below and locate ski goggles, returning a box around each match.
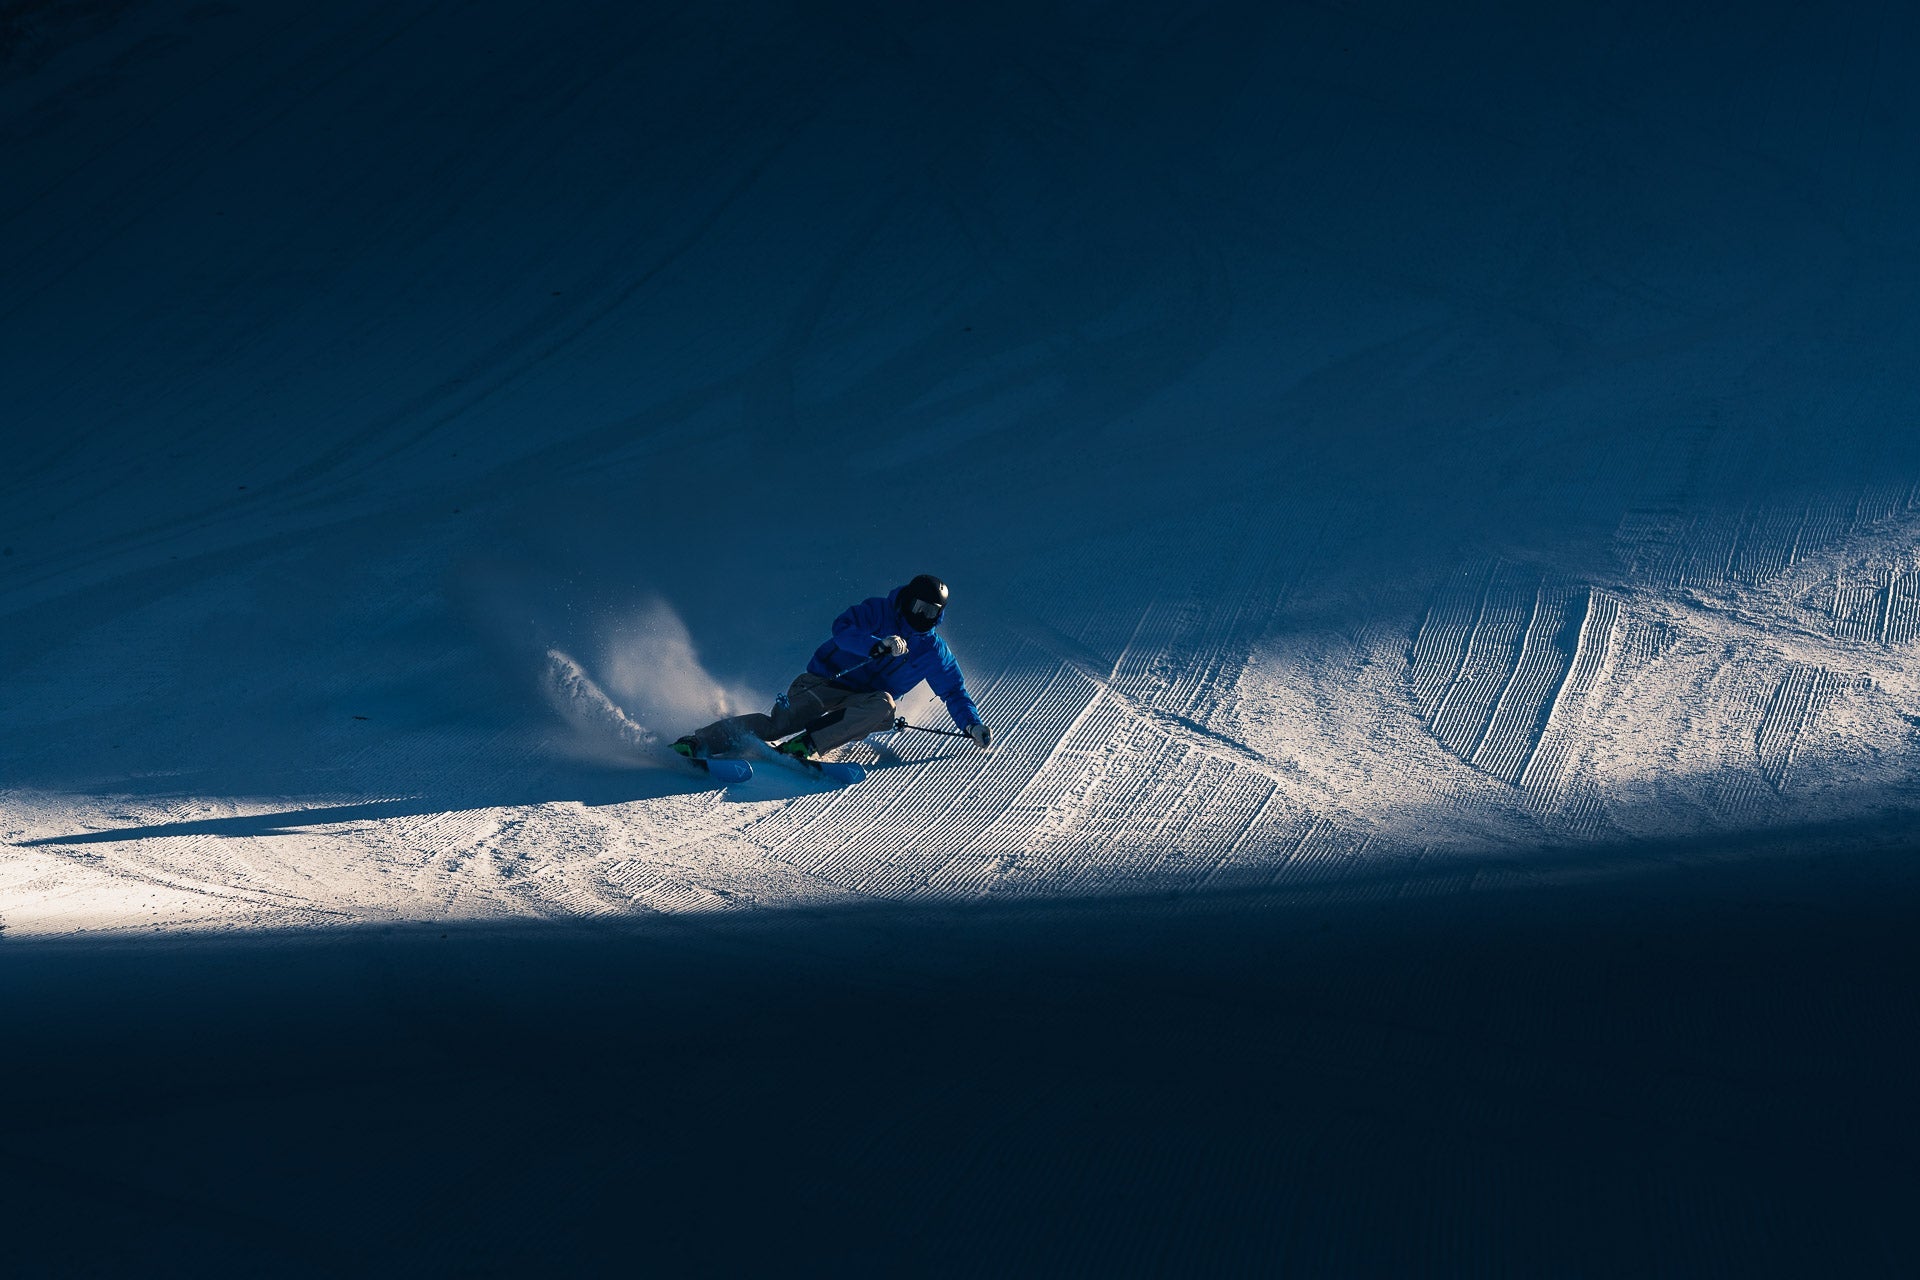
[907,597,944,622]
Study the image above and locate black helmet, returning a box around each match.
[898,574,948,632]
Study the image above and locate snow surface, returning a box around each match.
[8,0,1920,936]
[4,0,1918,1270]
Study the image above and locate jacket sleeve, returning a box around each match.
[824,597,889,668]
[929,640,982,728]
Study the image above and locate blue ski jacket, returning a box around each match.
[808,588,983,729]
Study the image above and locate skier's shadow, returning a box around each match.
[19,733,978,850]
[15,763,824,849]
[857,735,965,772]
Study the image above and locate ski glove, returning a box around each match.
[967,723,992,750]
[869,635,909,659]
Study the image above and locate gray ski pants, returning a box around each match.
[686,672,895,757]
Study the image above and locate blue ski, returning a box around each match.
[738,736,866,786]
[696,756,754,783]
[666,743,752,783]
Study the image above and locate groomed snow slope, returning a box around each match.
[6,2,1920,1271]
[7,2,1920,935]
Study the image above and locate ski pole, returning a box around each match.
[828,643,899,684]
[893,717,976,741]
[799,655,878,700]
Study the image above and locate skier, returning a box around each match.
[673,574,992,765]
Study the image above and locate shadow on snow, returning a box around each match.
[3,822,1917,1276]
